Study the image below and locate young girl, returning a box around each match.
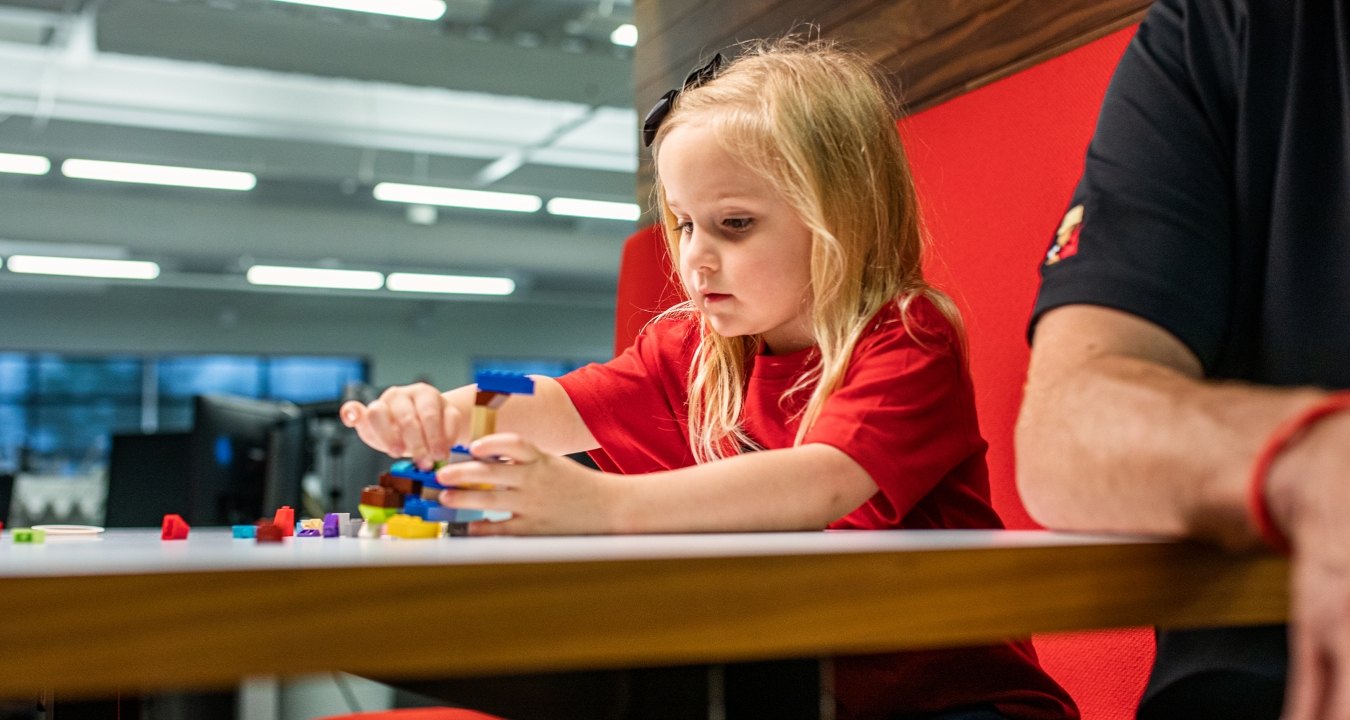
[342,39,1077,720]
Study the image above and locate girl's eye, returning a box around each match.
[671,221,693,236]
[723,217,753,231]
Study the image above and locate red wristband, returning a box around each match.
[1248,391,1350,554]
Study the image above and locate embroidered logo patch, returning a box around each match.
[1045,204,1084,266]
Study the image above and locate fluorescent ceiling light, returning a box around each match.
[610,24,638,47]
[272,0,446,20]
[546,197,641,221]
[6,255,160,280]
[62,159,256,191]
[373,182,542,213]
[0,152,51,176]
[387,272,516,296]
[247,265,384,290]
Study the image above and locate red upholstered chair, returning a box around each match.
[613,224,682,356]
[610,27,1154,720]
[898,26,1153,720]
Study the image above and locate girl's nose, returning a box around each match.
[683,229,717,271]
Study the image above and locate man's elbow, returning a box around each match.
[1013,395,1082,530]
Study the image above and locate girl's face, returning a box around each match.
[659,122,815,355]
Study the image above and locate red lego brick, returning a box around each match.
[160,514,190,541]
[255,521,285,543]
[272,506,295,537]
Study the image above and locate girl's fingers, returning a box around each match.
[410,391,448,466]
[363,399,404,458]
[437,462,521,491]
[339,401,366,428]
[438,488,516,511]
[468,519,517,536]
[469,433,543,464]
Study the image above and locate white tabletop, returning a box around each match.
[0,527,1151,577]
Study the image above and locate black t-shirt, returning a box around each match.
[1030,0,1350,717]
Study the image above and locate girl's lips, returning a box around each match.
[703,293,731,303]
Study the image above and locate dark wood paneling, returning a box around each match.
[635,0,1150,117]
[632,0,1148,206]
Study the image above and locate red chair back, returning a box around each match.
[898,25,1152,720]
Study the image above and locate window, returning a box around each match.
[0,352,367,475]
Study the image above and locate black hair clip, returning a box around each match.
[641,53,724,148]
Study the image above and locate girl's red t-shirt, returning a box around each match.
[556,296,1078,720]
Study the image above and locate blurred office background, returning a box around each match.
[0,0,638,523]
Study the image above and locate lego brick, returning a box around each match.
[160,514,190,541]
[322,513,344,538]
[299,518,324,531]
[400,497,440,519]
[12,528,44,544]
[296,528,321,537]
[272,506,295,537]
[358,503,400,525]
[379,472,423,496]
[359,485,403,509]
[255,522,284,543]
[474,371,535,395]
[232,525,257,539]
[386,513,441,540]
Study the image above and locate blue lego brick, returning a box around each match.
[426,506,486,523]
[474,371,535,395]
[232,524,257,539]
[401,497,441,520]
[389,459,438,484]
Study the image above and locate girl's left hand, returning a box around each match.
[436,433,628,536]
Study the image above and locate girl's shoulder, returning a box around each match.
[632,309,702,361]
[866,292,961,348]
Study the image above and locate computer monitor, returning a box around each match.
[188,394,304,526]
[105,432,192,528]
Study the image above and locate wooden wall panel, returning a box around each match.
[632,0,1149,207]
[634,0,1149,117]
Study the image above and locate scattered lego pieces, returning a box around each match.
[160,514,190,541]
[299,518,324,532]
[272,506,295,537]
[255,522,285,543]
[346,518,364,538]
[12,528,44,544]
[296,528,321,537]
[232,524,257,539]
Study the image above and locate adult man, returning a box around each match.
[1018,0,1350,718]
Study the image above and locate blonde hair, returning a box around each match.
[651,37,962,463]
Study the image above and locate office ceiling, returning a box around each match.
[0,0,639,308]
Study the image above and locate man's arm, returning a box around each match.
[1016,304,1326,551]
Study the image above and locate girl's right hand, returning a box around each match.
[339,382,464,469]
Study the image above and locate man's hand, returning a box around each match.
[1266,411,1350,720]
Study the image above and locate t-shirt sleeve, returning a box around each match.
[1029,0,1238,371]
[803,304,983,520]
[555,318,695,473]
